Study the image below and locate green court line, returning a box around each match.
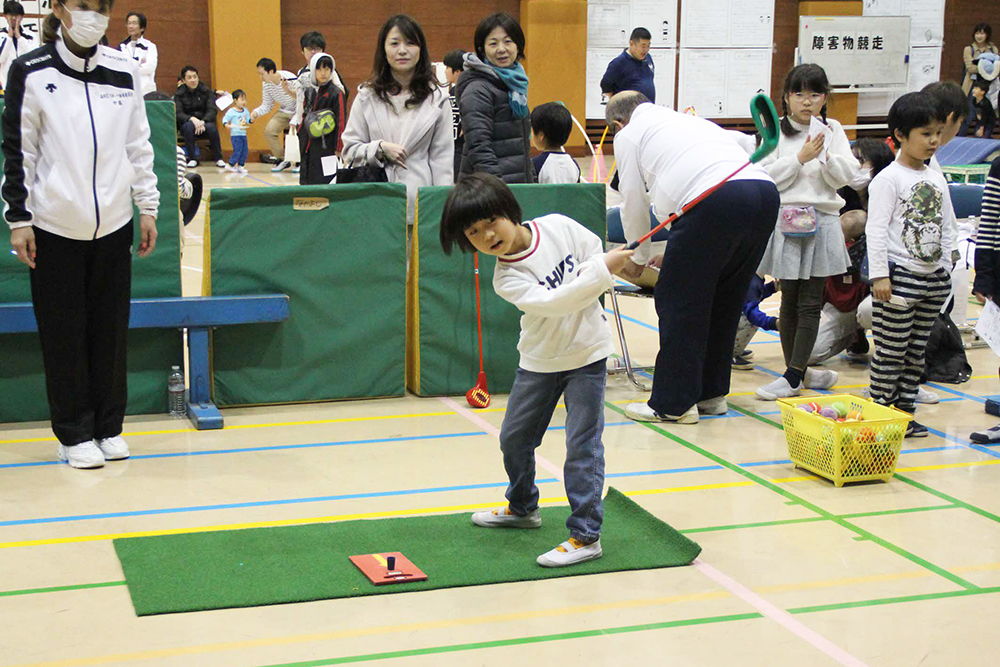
[605,403,980,591]
[729,403,783,429]
[253,586,1000,667]
[255,613,766,667]
[894,474,1000,525]
[0,580,126,598]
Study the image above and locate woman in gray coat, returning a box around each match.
[456,13,535,183]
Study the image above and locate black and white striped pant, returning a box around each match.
[870,266,951,413]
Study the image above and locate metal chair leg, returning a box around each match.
[608,287,652,391]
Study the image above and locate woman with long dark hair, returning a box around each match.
[340,14,454,224]
[3,0,160,468]
[456,12,534,183]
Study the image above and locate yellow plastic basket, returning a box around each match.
[776,394,912,487]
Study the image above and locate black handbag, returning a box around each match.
[336,164,388,183]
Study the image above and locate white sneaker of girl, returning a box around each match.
[537,537,603,567]
[57,441,105,469]
[471,506,541,528]
[96,435,130,460]
[755,376,802,401]
[804,368,839,390]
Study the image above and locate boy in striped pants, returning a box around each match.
[866,92,957,437]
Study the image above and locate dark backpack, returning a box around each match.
[922,312,972,384]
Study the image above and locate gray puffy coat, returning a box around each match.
[456,69,535,183]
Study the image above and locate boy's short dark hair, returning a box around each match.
[3,2,24,16]
[630,27,651,42]
[474,13,526,62]
[888,91,938,148]
[530,102,573,148]
[180,65,198,79]
[231,89,246,99]
[972,79,992,94]
[440,173,523,255]
[921,81,968,124]
[852,137,896,179]
[300,31,326,51]
[443,49,465,72]
[256,58,277,73]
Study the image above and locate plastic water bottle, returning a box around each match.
[168,366,186,418]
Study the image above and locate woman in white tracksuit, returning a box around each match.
[2,0,160,469]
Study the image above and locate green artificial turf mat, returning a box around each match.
[114,487,701,615]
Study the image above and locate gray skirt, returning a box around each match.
[757,209,850,280]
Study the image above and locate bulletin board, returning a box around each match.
[798,15,911,86]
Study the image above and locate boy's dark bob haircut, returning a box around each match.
[300,31,326,51]
[231,89,246,99]
[888,91,939,148]
[972,79,991,93]
[530,102,573,147]
[315,55,333,71]
[443,49,465,71]
[630,27,651,42]
[440,173,523,255]
[921,81,968,123]
[256,58,277,73]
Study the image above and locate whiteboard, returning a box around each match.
[858,44,941,116]
[864,0,944,46]
[798,16,910,86]
[677,48,772,118]
[588,0,678,49]
[681,0,775,48]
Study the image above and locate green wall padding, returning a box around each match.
[0,101,183,423]
[412,183,606,396]
[207,184,408,407]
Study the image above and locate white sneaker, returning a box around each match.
[804,368,839,390]
[215,159,227,168]
[57,441,105,469]
[186,159,198,168]
[697,396,728,415]
[292,165,301,174]
[916,386,940,404]
[224,164,237,172]
[271,160,291,172]
[96,435,130,460]
[625,402,699,424]
[471,506,541,528]
[755,377,802,401]
[237,166,248,174]
[537,538,603,567]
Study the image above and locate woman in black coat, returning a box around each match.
[456,13,535,183]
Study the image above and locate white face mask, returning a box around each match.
[63,9,109,49]
[850,167,872,191]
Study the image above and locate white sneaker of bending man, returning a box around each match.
[96,435,130,460]
[57,441,105,469]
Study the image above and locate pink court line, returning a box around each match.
[694,558,869,667]
[436,396,565,479]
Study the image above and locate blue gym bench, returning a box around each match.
[0,294,290,430]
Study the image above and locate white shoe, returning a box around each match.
[755,377,802,401]
[57,441,105,469]
[271,160,291,172]
[697,396,728,415]
[916,386,940,404]
[537,538,603,567]
[224,164,237,172]
[186,159,198,168]
[292,165,301,174]
[96,435,130,460]
[625,402,699,423]
[215,159,227,168]
[471,506,541,528]
[237,166,248,174]
[804,368,838,390]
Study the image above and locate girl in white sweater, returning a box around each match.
[755,64,860,400]
[341,14,454,225]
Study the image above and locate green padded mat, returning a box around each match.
[114,487,701,616]
[0,101,182,422]
[206,184,408,407]
[410,183,606,396]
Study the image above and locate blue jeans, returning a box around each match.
[179,120,222,162]
[499,358,606,542]
[230,135,248,166]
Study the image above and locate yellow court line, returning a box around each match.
[0,458,992,551]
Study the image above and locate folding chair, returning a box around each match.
[605,205,670,390]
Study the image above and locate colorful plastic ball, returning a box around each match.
[832,402,849,418]
[798,404,815,413]
[819,407,838,419]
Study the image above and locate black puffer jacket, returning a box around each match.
[456,68,535,183]
[174,82,218,126]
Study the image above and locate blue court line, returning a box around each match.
[604,308,658,332]
[0,444,970,528]
[925,382,987,404]
[923,425,1000,460]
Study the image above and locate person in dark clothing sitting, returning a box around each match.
[174,65,225,168]
[968,80,996,137]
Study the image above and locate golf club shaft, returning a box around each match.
[474,253,484,373]
[625,160,751,251]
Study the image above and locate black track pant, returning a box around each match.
[29,222,133,446]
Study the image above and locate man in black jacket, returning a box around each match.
[175,65,225,168]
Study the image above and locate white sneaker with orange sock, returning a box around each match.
[471,506,541,528]
[537,537,603,567]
